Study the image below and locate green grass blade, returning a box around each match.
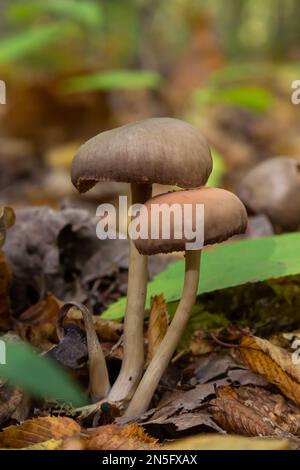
[0,341,88,407]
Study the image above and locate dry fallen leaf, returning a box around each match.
[239,335,300,405]
[0,386,24,426]
[23,439,63,451]
[15,294,61,349]
[211,386,277,437]
[85,424,158,450]
[163,434,290,450]
[0,207,15,248]
[211,385,300,438]
[147,294,169,363]
[0,206,15,329]
[0,250,12,330]
[0,416,81,449]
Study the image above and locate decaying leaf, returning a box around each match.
[163,434,290,450]
[0,250,12,330]
[125,348,274,439]
[0,385,25,426]
[211,386,277,436]
[4,206,173,317]
[3,206,102,314]
[147,294,169,363]
[211,385,300,437]
[0,416,81,449]
[239,335,300,405]
[141,409,223,438]
[122,380,227,438]
[182,349,268,388]
[85,424,158,450]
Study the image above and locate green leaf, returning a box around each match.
[62,69,163,93]
[209,62,271,85]
[42,0,103,27]
[102,233,300,320]
[0,24,70,63]
[8,0,103,28]
[194,85,274,114]
[217,85,273,113]
[0,341,88,407]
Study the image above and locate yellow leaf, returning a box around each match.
[147,294,169,363]
[239,335,300,405]
[163,434,290,450]
[23,439,63,450]
[0,417,81,449]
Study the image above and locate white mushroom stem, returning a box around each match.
[58,302,110,402]
[109,183,152,402]
[125,250,201,416]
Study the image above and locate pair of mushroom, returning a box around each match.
[71,118,247,416]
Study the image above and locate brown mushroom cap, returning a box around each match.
[237,157,300,230]
[134,187,248,255]
[71,118,212,193]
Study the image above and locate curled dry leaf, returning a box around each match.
[239,335,300,405]
[163,434,290,450]
[85,424,158,450]
[147,294,169,363]
[0,416,81,449]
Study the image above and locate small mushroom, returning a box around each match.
[71,118,212,403]
[126,187,247,416]
[237,157,300,231]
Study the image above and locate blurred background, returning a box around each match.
[0,0,300,413]
[0,0,299,210]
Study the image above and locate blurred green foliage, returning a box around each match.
[0,0,299,72]
[0,340,88,407]
[7,0,104,28]
[194,85,274,114]
[63,69,162,93]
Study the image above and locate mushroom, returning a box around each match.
[237,157,300,231]
[126,187,247,416]
[71,118,212,402]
